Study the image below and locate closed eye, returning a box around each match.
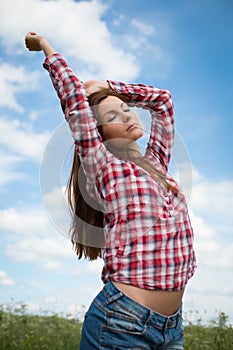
[107,115,116,122]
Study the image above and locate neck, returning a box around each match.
[107,141,142,160]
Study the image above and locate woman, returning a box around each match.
[25,32,196,349]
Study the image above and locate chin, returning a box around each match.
[132,131,144,141]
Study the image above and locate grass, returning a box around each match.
[0,304,82,350]
[0,304,232,349]
[184,311,233,350]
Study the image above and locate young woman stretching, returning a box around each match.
[25,32,196,349]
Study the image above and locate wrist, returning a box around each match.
[38,36,47,48]
[39,37,56,57]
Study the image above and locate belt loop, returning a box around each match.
[175,305,182,329]
[104,291,124,306]
[175,312,181,329]
[145,310,152,326]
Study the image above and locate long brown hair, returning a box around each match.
[67,89,175,260]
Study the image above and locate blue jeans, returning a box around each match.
[79,281,184,349]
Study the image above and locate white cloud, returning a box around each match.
[0,204,74,272]
[190,210,233,270]
[0,115,51,186]
[0,0,139,81]
[5,236,72,265]
[191,176,233,223]
[171,162,233,227]
[0,270,15,286]
[167,163,233,320]
[131,18,155,36]
[113,14,125,27]
[0,63,39,113]
[0,61,50,187]
[0,154,27,186]
[70,258,103,276]
[0,207,48,236]
[186,169,233,270]
[0,117,50,162]
[41,186,70,237]
[0,206,72,266]
[181,169,233,322]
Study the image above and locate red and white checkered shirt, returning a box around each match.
[44,53,196,291]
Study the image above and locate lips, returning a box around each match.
[126,124,137,131]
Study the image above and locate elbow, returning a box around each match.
[162,89,172,101]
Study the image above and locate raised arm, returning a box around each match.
[24,32,114,187]
[25,32,89,117]
[107,81,175,173]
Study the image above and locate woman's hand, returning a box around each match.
[25,32,56,57]
[84,80,109,96]
[25,32,44,51]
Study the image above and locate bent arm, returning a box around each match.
[43,54,116,188]
[108,81,174,172]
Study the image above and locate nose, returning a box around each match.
[122,113,131,123]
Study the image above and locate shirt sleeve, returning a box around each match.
[43,53,114,187]
[107,80,175,173]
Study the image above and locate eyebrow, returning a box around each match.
[102,102,127,118]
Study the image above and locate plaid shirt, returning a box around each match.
[44,54,196,291]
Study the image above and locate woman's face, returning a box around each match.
[97,95,144,147]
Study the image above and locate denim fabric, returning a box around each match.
[79,281,184,349]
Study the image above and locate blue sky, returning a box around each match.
[0,0,233,324]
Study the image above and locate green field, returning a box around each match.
[0,304,232,349]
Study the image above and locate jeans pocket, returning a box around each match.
[104,307,146,335]
[100,310,147,350]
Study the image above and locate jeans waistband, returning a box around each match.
[103,281,182,330]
